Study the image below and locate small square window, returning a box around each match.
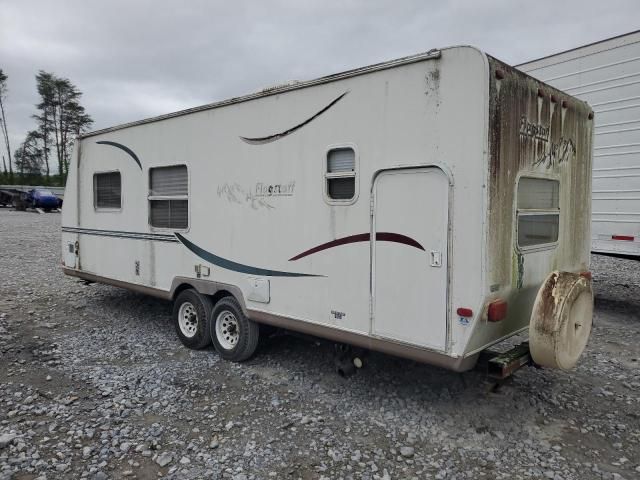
[149,165,188,229]
[518,214,559,247]
[326,148,356,202]
[518,177,559,210]
[517,177,560,249]
[94,172,121,209]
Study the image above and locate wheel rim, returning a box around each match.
[215,310,239,350]
[178,302,199,338]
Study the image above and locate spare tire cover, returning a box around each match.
[529,271,593,370]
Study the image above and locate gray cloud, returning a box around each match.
[1,0,638,165]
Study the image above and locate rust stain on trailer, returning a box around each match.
[532,271,587,336]
[535,271,560,334]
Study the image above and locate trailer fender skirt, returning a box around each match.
[529,271,593,370]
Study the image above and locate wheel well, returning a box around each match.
[172,283,193,300]
[172,283,235,307]
[210,290,234,306]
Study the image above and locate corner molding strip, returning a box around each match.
[240,91,349,145]
[175,233,323,278]
[96,141,143,170]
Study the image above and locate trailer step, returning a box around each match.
[479,342,531,379]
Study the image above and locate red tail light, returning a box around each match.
[488,300,508,322]
[612,235,634,241]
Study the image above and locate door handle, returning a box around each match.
[430,250,442,267]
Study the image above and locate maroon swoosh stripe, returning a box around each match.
[289,232,425,261]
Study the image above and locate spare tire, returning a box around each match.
[529,271,593,370]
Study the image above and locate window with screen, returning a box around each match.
[94,172,121,209]
[517,177,560,248]
[326,147,356,202]
[148,165,188,229]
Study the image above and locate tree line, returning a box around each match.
[0,69,93,186]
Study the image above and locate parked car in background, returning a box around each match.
[26,188,62,211]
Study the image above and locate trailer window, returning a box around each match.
[326,148,356,201]
[149,165,188,229]
[94,172,121,209]
[517,177,559,248]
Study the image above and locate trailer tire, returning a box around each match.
[210,296,259,362]
[529,271,593,371]
[173,289,213,350]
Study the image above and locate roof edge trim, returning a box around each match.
[81,49,442,139]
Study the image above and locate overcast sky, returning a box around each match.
[1,0,639,163]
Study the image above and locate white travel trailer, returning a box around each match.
[519,31,640,257]
[61,46,595,374]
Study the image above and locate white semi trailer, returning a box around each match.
[61,46,595,373]
[520,31,640,257]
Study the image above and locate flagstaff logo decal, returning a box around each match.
[519,115,576,168]
[255,181,295,197]
[519,116,549,142]
[217,180,296,210]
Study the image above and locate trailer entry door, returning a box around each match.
[372,168,448,351]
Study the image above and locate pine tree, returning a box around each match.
[33,71,56,180]
[0,69,13,178]
[14,130,43,177]
[33,72,93,182]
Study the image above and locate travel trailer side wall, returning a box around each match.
[62,46,595,373]
[519,31,640,257]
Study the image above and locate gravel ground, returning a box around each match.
[0,210,639,480]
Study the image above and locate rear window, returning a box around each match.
[517,177,559,248]
[94,172,121,209]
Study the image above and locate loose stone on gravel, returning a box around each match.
[155,452,173,467]
[0,433,17,449]
[400,446,415,458]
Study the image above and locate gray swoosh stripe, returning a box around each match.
[175,233,322,277]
